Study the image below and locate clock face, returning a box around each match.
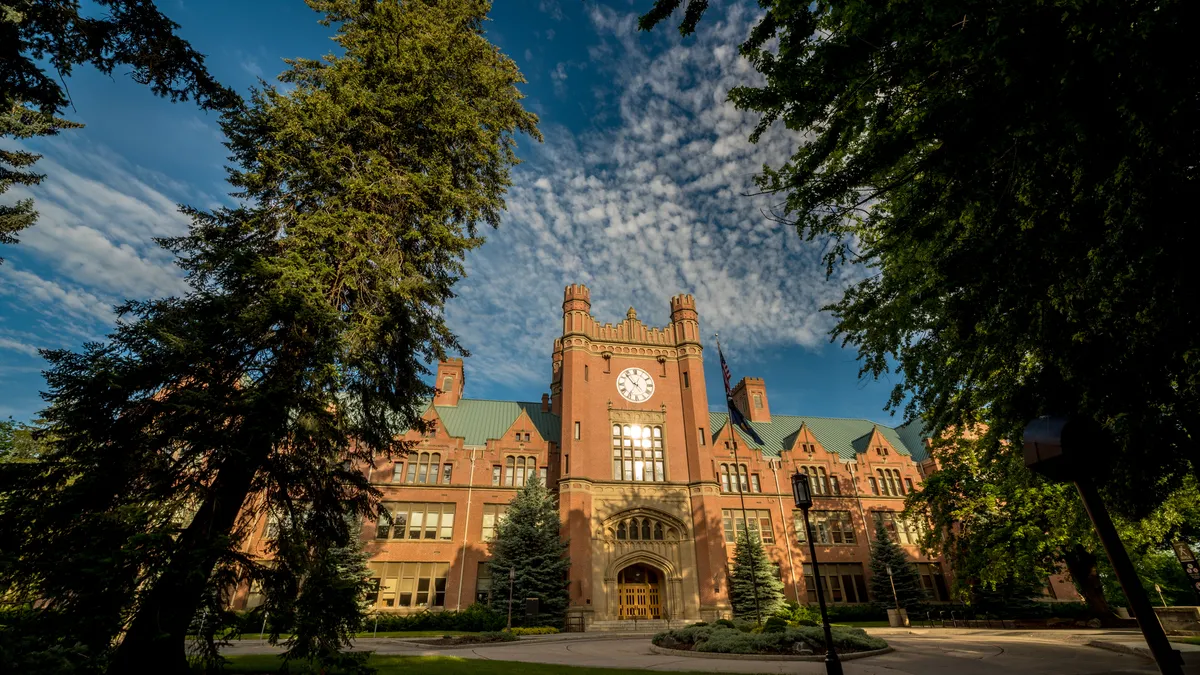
[616,367,655,403]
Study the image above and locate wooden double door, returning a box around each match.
[617,563,662,619]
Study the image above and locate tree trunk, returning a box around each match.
[107,448,266,675]
[1062,545,1120,627]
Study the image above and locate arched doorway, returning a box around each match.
[617,563,663,619]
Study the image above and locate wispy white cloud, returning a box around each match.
[0,336,39,357]
[538,0,563,21]
[448,3,861,391]
[545,29,556,41]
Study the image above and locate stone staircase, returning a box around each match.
[587,619,691,633]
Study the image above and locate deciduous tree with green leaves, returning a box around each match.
[0,1,538,673]
[487,476,570,627]
[907,429,1200,622]
[1,0,237,262]
[639,0,1200,517]
[728,528,784,622]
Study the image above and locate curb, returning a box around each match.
[391,633,658,650]
[648,644,894,662]
[1085,639,1168,662]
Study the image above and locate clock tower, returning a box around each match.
[555,285,730,627]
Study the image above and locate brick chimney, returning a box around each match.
[731,377,771,423]
[541,393,550,413]
[433,359,464,407]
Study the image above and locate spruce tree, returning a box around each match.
[728,528,785,622]
[0,1,538,673]
[487,476,570,627]
[868,521,926,611]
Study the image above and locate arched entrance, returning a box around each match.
[617,563,663,619]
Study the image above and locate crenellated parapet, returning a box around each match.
[559,285,703,350]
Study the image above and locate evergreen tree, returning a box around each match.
[868,522,926,612]
[0,1,538,673]
[2,0,237,262]
[728,528,784,622]
[487,476,570,626]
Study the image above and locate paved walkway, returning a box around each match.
[222,628,1200,674]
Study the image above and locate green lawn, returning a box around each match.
[833,621,891,628]
[228,630,476,640]
[1171,636,1200,646]
[218,654,723,675]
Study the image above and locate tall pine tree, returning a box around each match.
[487,476,570,627]
[868,521,926,611]
[0,1,538,673]
[728,528,784,622]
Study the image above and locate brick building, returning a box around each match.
[236,285,1013,627]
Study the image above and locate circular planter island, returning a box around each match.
[650,622,892,662]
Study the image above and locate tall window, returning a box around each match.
[720,464,751,492]
[613,515,672,541]
[868,477,879,495]
[750,474,761,493]
[753,393,763,409]
[875,469,904,496]
[391,462,404,483]
[504,455,537,486]
[803,563,868,604]
[367,562,449,609]
[801,466,830,495]
[698,427,705,445]
[905,478,915,493]
[683,371,690,388]
[574,421,580,440]
[612,423,665,482]
[482,504,508,540]
[442,376,453,392]
[476,562,493,604]
[871,511,922,545]
[795,510,857,545]
[405,452,445,484]
[441,463,452,485]
[491,465,501,486]
[721,509,774,544]
[917,562,950,601]
[375,503,456,540]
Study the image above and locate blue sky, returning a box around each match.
[0,0,905,425]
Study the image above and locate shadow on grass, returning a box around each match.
[214,654,727,675]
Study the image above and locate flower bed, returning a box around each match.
[652,623,887,656]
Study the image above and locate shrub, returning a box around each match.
[508,626,558,635]
[776,600,822,626]
[732,618,758,632]
[655,624,886,655]
[825,604,887,623]
[763,616,788,633]
[713,618,736,629]
[692,621,708,627]
[477,631,518,643]
[366,603,506,633]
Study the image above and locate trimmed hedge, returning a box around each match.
[507,626,559,635]
[653,623,887,655]
[367,603,507,632]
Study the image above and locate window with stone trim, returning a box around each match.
[367,561,449,609]
[404,452,444,485]
[905,478,915,493]
[795,510,857,545]
[375,503,456,540]
[611,423,665,482]
[719,463,751,492]
[491,465,501,486]
[871,511,923,545]
[917,562,950,601]
[391,461,404,483]
[481,503,508,541]
[801,465,830,495]
[721,508,774,544]
[803,562,868,604]
[476,562,493,604]
[868,477,879,495]
[613,514,674,541]
[504,455,537,487]
[875,468,904,496]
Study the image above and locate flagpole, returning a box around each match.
[717,333,762,625]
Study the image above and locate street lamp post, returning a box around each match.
[886,565,900,613]
[792,471,844,675]
[508,567,515,630]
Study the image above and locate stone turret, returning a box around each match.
[669,293,700,346]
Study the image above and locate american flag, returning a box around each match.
[719,343,733,397]
[716,339,765,445]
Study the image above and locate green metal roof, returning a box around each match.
[893,419,931,462]
[709,412,923,461]
[430,399,561,445]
